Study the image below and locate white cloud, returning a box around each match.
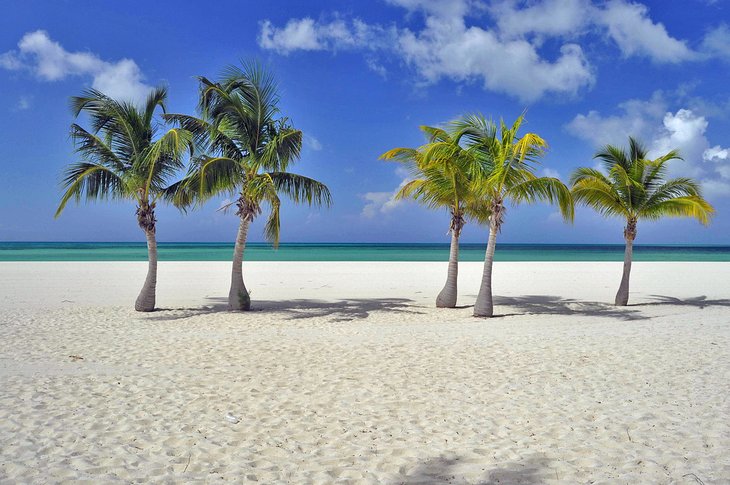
[396,19,594,102]
[0,51,23,70]
[0,30,152,103]
[704,145,730,162]
[258,1,720,100]
[491,0,591,39]
[259,18,324,53]
[541,168,561,179]
[304,134,322,151]
[366,57,388,78]
[258,2,594,101]
[258,18,392,54]
[649,109,709,176]
[361,168,412,218]
[701,24,730,60]
[700,179,730,198]
[567,97,730,197]
[704,146,730,179]
[361,191,400,218]
[597,1,695,63]
[565,92,667,146]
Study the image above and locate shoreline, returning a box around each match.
[2,242,730,263]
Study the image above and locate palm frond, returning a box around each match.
[508,176,574,221]
[268,172,332,207]
[56,162,127,217]
[639,196,715,224]
[263,192,282,247]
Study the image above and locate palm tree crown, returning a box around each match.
[56,87,193,222]
[456,113,574,229]
[166,62,331,244]
[570,137,713,231]
[381,124,490,234]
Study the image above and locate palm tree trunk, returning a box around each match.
[135,228,157,312]
[615,218,637,306]
[229,215,252,311]
[436,231,459,308]
[615,219,636,306]
[474,216,499,317]
[615,238,633,306]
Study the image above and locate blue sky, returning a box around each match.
[1,0,729,244]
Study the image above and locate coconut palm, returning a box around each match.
[380,124,489,308]
[570,137,714,306]
[165,62,331,311]
[456,114,574,317]
[55,87,194,312]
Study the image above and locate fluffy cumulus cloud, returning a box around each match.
[259,0,595,101]
[491,0,592,39]
[596,0,695,63]
[566,92,668,146]
[258,18,393,54]
[0,30,152,103]
[566,94,730,197]
[395,15,593,101]
[256,0,722,101]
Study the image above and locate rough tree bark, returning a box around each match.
[436,209,465,308]
[135,201,157,312]
[615,217,637,306]
[229,198,256,311]
[474,199,504,317]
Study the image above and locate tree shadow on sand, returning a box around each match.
[144,297,425,322]
[636,295,730,309]
[257,298,425,322]
[395,454,550,484]
[492,295,649,321]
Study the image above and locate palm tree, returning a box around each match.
[456,114,574,317]
[166,62,331,311]
[570,137,714,306]
[380,124,489,308]
[55,87,194,312]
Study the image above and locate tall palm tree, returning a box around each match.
[166,62,331,311]
[570,137,714,306]
[380,124,489,308]
[55,87,194,312]
[456,114,574,317]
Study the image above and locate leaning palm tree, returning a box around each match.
[570,137,714,306]
[380,124,489,308]
[166,62,331,311]
[456,114,574,317]
[55,87,193,311]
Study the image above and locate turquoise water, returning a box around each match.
[1,242,729,262]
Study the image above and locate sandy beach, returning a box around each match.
[1,261,729,483]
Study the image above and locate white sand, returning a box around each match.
[1,261,729,483]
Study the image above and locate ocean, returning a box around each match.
[1,242,729,262]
